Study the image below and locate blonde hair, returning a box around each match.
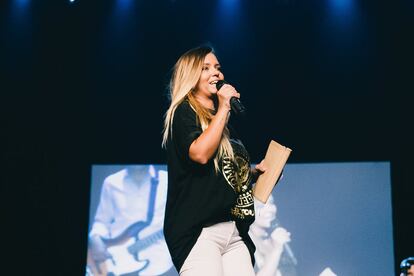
[162,46,234,172]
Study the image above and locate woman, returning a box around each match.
[162,46,264,276]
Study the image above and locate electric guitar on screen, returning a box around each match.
[86,221,167,276]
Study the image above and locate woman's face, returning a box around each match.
[194,52,224,98]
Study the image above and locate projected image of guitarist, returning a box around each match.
[87,165,175,276]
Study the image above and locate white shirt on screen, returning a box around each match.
[88,166,172,276]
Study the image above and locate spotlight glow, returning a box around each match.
[15,0,30,8]
[331,0,353,10]
[329,0,355,16]
[327,0,357,28]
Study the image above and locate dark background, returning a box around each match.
[2,0,413,275]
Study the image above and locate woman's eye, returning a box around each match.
[202,66,209,71]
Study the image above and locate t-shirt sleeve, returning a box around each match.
[172,102,202,163]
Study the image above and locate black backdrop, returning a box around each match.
[2,0,413,275]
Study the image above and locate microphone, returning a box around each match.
[216,80,246,115]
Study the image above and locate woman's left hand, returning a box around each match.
[251,159,266,183]
[253,160,284,184]
[255,159,267,174]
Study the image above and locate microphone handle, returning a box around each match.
[230,97,246,115]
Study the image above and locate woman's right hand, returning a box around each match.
[188,84,239,164]
[216,83,240,112]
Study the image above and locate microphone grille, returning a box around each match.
[216,80,227,90]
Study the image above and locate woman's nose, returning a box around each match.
[211,68,220,76]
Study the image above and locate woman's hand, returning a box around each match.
[251,159,266,183]
[216,84,240,112]
[255,159,267,174]
[252,160,284,184]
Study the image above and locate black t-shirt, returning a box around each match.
[163,100,256,272]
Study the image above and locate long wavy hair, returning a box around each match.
[162,46,234,171]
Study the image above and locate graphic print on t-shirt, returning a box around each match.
[221,139,255,220]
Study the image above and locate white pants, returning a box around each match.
[179,221,255,276]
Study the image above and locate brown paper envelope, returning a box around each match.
[253,140,292,203]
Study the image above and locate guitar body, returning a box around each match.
[87,171,172,275]
[87,237,148,276]
[87,227,171,276]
